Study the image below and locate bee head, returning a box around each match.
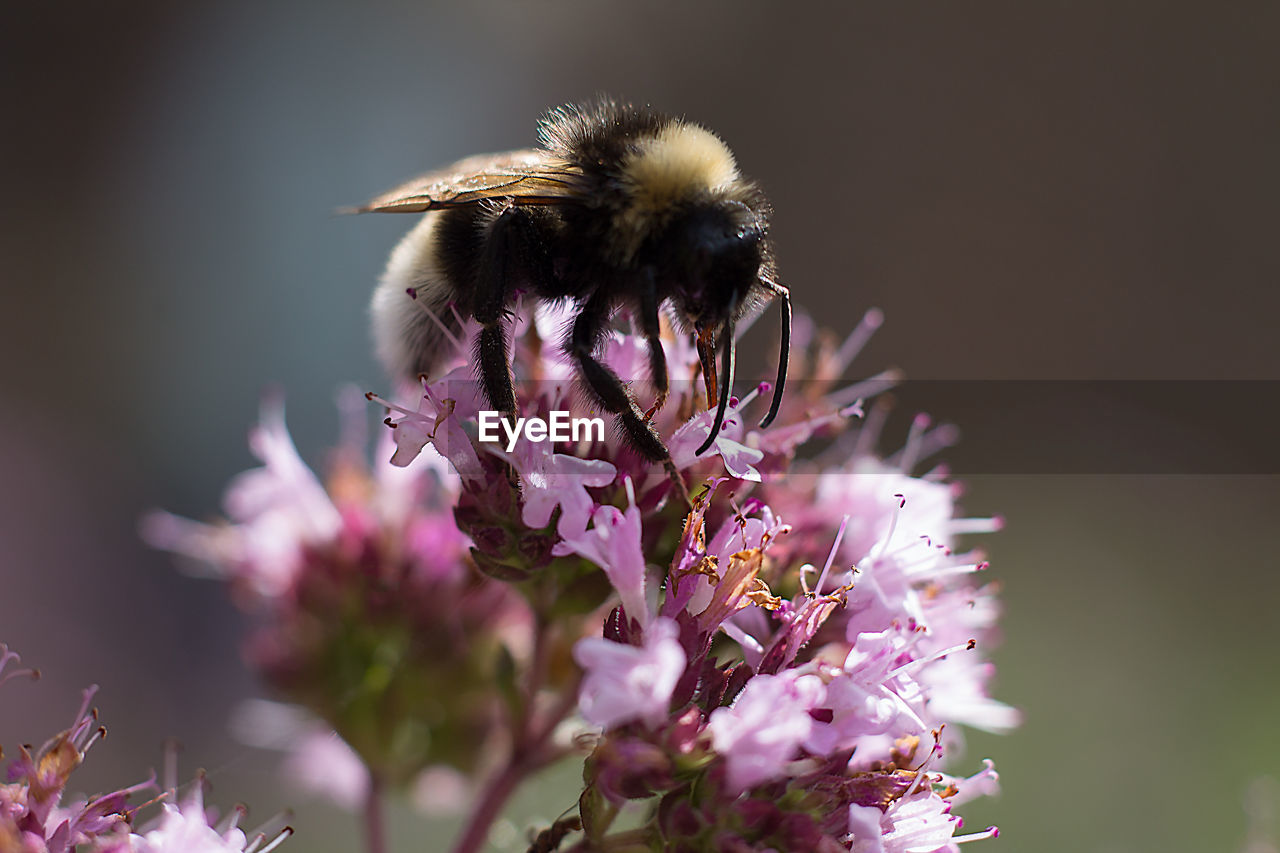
[663,201,765,331]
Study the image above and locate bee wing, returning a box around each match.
[355,149,583,213]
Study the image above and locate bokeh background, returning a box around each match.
[3,2,1278,851]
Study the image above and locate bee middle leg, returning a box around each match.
[569,291,690,507]
[640,269,669,422]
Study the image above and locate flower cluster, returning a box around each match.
[0,645,290,853]
[370,303,1013,850]
[143,393,533,796]
[149,301,1016,852]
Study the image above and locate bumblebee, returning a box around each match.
[363,99,790,466]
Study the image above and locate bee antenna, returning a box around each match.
[759,283,791,429]
[697,298,738,456]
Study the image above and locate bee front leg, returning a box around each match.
[639,269,669,423]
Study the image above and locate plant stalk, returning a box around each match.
[364,774,387,853]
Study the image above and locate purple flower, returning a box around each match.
[669,402,764,481]
[228,699,371,812]
[147,399,532,792]
[939,760,1001,808]
[2,683,113,847]
[806,630,930,756]
[128,781,290,853]
[0,646,287,853]
[847,785,997,853]
[707,671,827,793]
[554,480,651,626]
[368,373,485,479]
[573,618,686,729]
[504,440,617,539]
[142,400,343,598]
[227,400,344,540]
[146,298,1017,852]
[814,456,958,567]
[661,492,789,634]
[920,654,1022,737]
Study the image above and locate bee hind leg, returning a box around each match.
[472,204,555,425]
[473,324,517,420]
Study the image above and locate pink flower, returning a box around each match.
[143,398,473,598]
[147,398,530,791]
[573,618,686,730]
[815,455,957,567]
[0,647,286,853]
[226,400,343,541]
[505,441,617,539]
[205,300,1015,851]
[663,492,789,633]
[280,731,371,812]
[669,402,764,481]
[410,766,473,818]
[847,785,997,853]
[141,401,342,598]
[707,671,827,793]
[368,373,485,479]
[920,655,1022,737]
[128,782,290,853]
[938,760,1001,808]
[807,630,930,756]
[2,684,114,847]
[229,699,371,812]
[0,643,37,687]
[554,482,651,626]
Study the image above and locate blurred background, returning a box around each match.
[2,2,1278,851]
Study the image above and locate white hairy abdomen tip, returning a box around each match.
[370,213,456,378]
